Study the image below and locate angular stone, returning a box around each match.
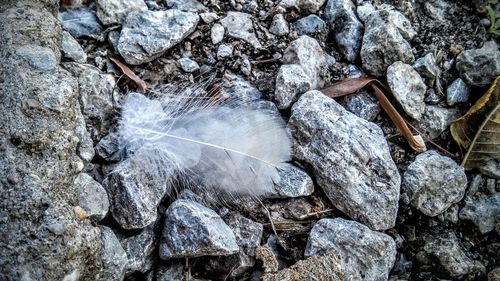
[288,90,401,230]
[305,218,396,281]
[292,15,326,36]
[16,45,57,71]
[211,23,225,44]
[282,36,329,89]
[386,61,427,120]
[479,159,500,179]
[178,57,199,73]
[119,222,159,275]
[361,10,414,77]
[118,10,199,65]
[217,44,233,59]
[274,64,311,109]
[61,31,87,63]
[220,12,262,49]
[447,78,470,105]
[200,12,219,23]
[460,193,500,234]
[96,0,148,25]
[324,0,363,62]
[159,200,239,259]
[99,226,128,281]
[278,0,327,13]
[342,89,380,121]
[74,107,95,162]
[60,8,104,39]
[413,53,441,86]
[456,41,500,87]
[165,0,207,13]
[73,173,109,222]
[95,132,121,162]
[270,163,314,198]
[423,232,485,278]
[221,73,262,102]
[403,151,467,217]
[263,253,343,281]
[269,14,289,36]
[416,105,460,139]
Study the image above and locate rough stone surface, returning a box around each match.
[200,12,219,23]
[282,36,330,89]
[489,268,500,281]
[386,61,427,120]
[413,53,441,86]
[117,10,199,65]
[288,91,401,230]
[479,159,500,179]
[270,163,314,198]
[305,218,396,281]
[402,151,467,217]
[456,41,500,87]
[16,45,57,72]
[324,0,363,62]
[119,222,159,275]
[447,78,470,105]
[278,0,327,13]
[0,2,103,279]
[220,12,262,49]
[61,31,87,63]
[73,173,109,222]
[178,57,200,73]
[263,253,343,281]
[269,14,289,36]
[95,132,121,162]
[292,15,326,36]
[361,10,414,77]
[99,226,128,281]
[416,105,460,139]
[423,232,485,278]
[274,64,312,109]
[460,193,500,234]
[342,89,380,121]
[217,43,233,59]
[159,199,239,259]
[221,72,262,101]
[211,23,225,44]
[166,0,207,12]
[96,0,148,25]
[60,8,104,39]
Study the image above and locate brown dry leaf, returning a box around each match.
[450,76,500,170]
[110,57,150,93]
[320,78,427,153]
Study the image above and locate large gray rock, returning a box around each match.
[416,105,460,139]
[324,0,363,62]
[386,61,427,120]
[99,226,128,281]
[73,173,109,222]
[61,31,87,63]
[456,41,500,87]
[305,218,396,281]
[282,36,330,89]
[278,0,327,13]
[274,64,312,109]
[402,151,467,217]
[59,8,104,39]
[460,193,500,234]
[0,1,103,279]
[361,10,414,77]
[271,163,314,198]
[220,12,262,49]
[96,0,148,25]
[292,15,327,36]
[119,222,159,275]
[423,232,485,278]
[288,90,401,230]
[118,10,199,65]
[159,200,239,259]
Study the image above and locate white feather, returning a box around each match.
[115,85,292,201]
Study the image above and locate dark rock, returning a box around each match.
[270,163,314,198]
[416,105,460,139]
[59,8,104,39]
[99,226,128,281]
[456,41,500,87]
[73,173,109,222]
[460,193,500,234]
[292,15,327,36]
[61,31,87,63]
[263,253,343,281]
[342,89,380,121]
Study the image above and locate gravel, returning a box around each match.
[460,193,500,234]
[456,40,500,86]
[446,78,470,105]
[220,12,262,49]
[274,64,312,109]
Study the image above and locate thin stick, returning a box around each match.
[257,198,277,237]
[184,257,190,281]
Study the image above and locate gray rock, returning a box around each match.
[342,89,380,121]
[73,173,109,222]
[480,159,500,179]
[270,163,314,198]
[220,12,262,49]
[96,0,148,25]
[16,45,57,71]
[456,41,500,86]
[292,15,326,36]
[361,10,414,77]
[278,0,327,13]
[379,5,417,41]
[166,0,207,12]
[460,193,500,234]
[95,132,122,162]
[269,14,289,36]
[211,23,225,44]
[324,0,363,62]
[402,151,467,217]
[305,218,396,281]
[74,109,95,162]
[104,151,175,229]
[60,8,104,39]
[156,262,188,281]
[282,36,330,89]
[438,204,460,224]
[386,61,427,120]
[221,72,262,102]
[160,199,239,258]
[423,232,485,277]
[200,12,219,23]
[274,64,312,109]
[288,91,401,230]
[178,57,200,73]
[61,31,87,63]
[217,44,233,59]
[118,10,199,65]
[99,226,128,281]
[263,253,343,281]
[447,78,470,105]
[489,268,500,281]
[119,222,159,275]
[413,53,441,86]
[416,105,460,139]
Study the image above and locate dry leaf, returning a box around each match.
[451,76,500,170]
[110,57,150,93]
[320,78,427,153]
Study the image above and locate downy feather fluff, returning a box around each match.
[115,84,292,202]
